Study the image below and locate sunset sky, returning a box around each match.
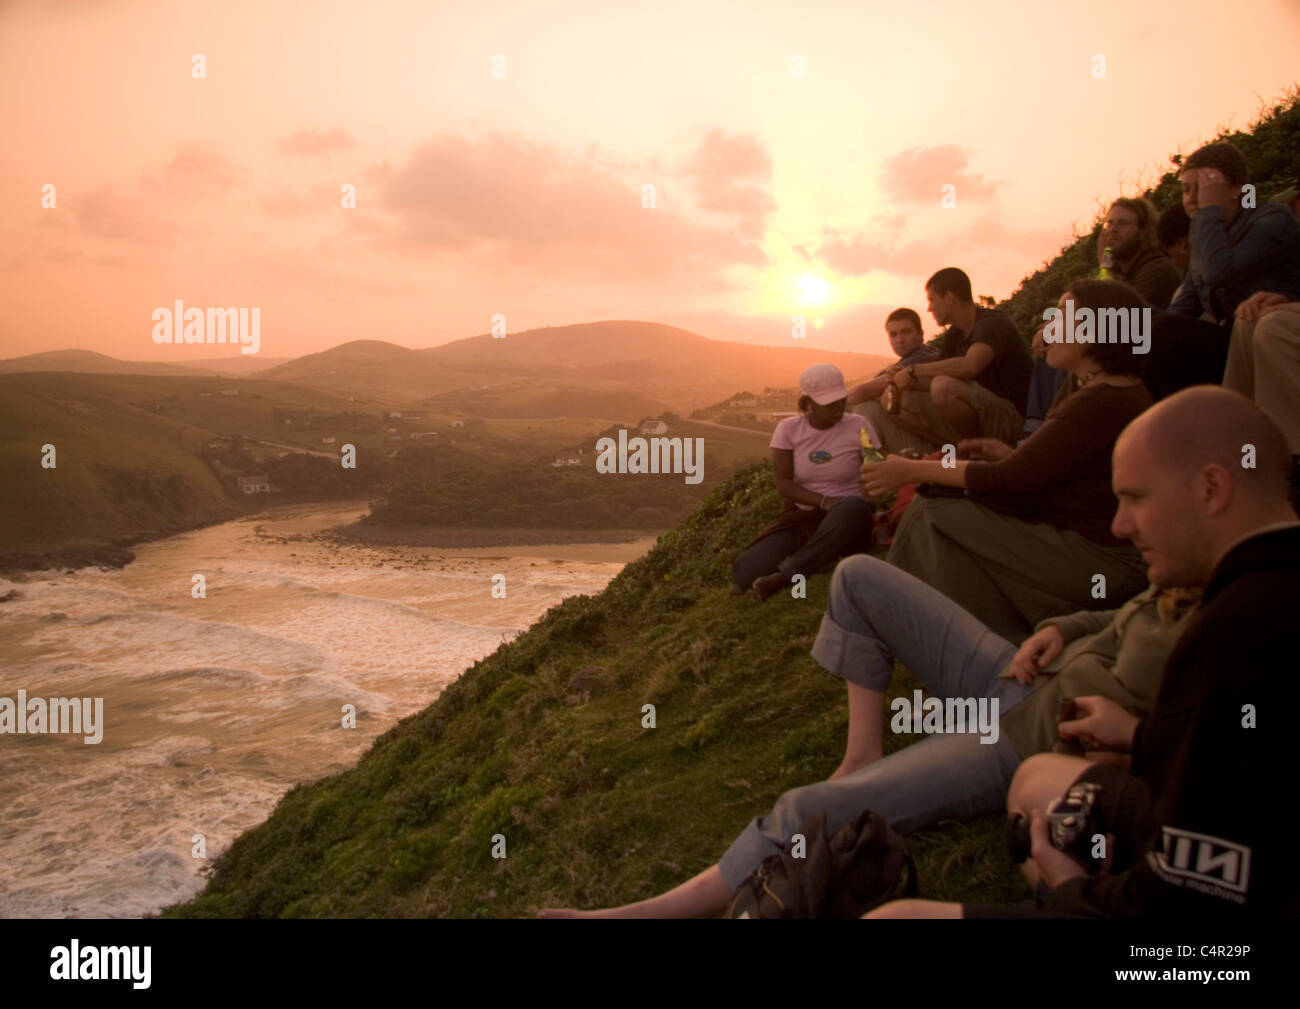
[2,0,1298,361]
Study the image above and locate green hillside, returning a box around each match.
[0,373,238,559]
[165,464,1021,918]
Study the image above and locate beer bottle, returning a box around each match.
[860,426,897,511]
[1098,246,1115,281]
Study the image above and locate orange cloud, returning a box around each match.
[141,143,243,198]
[817,213,1070,297]
[878,144,998,205]
[684,128,777,239]
[370,131,769,282]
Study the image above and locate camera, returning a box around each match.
[1006,781,1105,873]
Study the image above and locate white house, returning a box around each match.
[237,475,271,495]
[450,419,465,428]
[640,419,669,435]
[321,436,336,445]
[551,453,582,467]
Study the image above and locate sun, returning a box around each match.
[797,273,833,308]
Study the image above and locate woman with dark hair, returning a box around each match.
[732,363,878,601]
[862,279,1153,642]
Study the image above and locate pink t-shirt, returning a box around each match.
[770,413,876,509]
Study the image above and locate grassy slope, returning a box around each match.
[166,465,1020,918]
[0,373,237,552]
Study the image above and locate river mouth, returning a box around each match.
[0,503,651,918]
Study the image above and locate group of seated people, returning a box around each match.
[540,142,1299,918]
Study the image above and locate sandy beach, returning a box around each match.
[329,521,663,561]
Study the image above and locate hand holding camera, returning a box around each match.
[1007,782,1106,882]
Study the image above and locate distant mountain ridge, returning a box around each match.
[261,321,893,412]
[10,321,893,415]
[0,349,289,378]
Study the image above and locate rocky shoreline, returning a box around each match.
[0,544,138,576]
[328,521,650,549]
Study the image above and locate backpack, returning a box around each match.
[726,809,918,918]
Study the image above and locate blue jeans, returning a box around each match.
[717,554,1034,890]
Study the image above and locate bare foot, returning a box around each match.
[751,572,789,601]
[537,905,643,918]
[537,907,598,918]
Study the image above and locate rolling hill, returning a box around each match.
[0,349,291,378]
[259,322,893,412]
[0,372,239,560]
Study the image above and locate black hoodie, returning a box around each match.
[976,524,1299,918]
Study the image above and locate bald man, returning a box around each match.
[868,386,1299,918]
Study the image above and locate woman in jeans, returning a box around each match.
[732,363,878,601]
[537,555,1196,918]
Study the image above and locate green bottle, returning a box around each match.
[1098,246,1115,281]
[860,426,896,511]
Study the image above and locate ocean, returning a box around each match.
[0,503,651,917]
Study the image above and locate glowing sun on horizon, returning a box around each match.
[797,273,833,308]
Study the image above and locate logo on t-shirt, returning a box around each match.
[808,450,832,464]
[1147,826,1251,904]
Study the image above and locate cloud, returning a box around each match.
[370,131,768,283]
[278,126,358,157]
[142,143,242,197]
[817,213,1071,293]
[73,185,173,246]
[683,129,777,239]
[878,144,998,206]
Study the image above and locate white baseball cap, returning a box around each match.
[799,363,848,405]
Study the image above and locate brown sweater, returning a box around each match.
[964,381,1152,544]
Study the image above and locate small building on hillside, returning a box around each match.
[237,475,271,495]
[450,419,465,428]
[729,394,759,407]
[219,389,239,397]
[640,419,669,435]
[321,436,336,446]
[409,431,439,441]
[768,411,799,423]
[551,452,582,467]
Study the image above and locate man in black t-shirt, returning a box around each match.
[868,268,1031,451]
